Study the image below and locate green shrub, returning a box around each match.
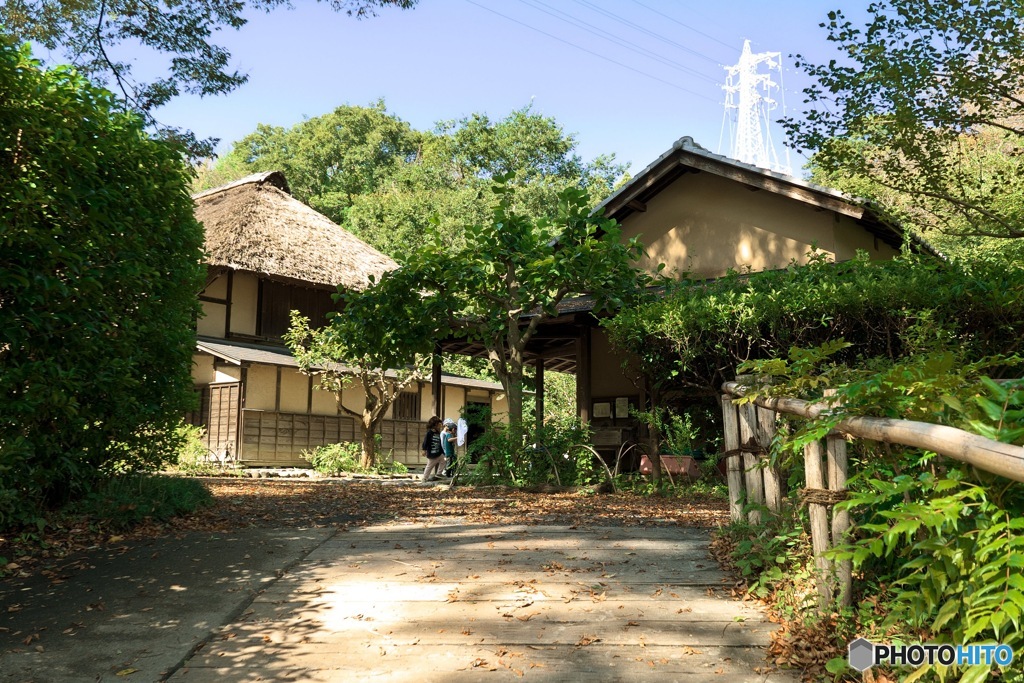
[727,349,1024,680]
[605,252,1024,397]
[465,418,599,488]
[0,39,204,524]
[303,441,407,476]
[304,442,362,476]
[171,423,240,476]
[64,475,213,531]
[374,457,409,475]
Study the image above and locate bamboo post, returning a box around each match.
[721,394,745,522]
[826,432,852,607]
[824,387,852,608]
[756,405,783,513]
[721,381,1024,484]
[739,402,765,525]
[804,439,834,608]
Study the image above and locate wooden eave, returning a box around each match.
[604,150,866,223]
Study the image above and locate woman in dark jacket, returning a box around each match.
[421,416,445,482]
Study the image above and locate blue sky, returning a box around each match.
[107,0,860,176]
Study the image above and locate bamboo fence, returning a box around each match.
[720,380,1024,611]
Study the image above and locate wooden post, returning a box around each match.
[738,403,765,525]
[757,406,783,513]
[804,439,834,608]
[721,394,745,523]
[431,342,442,419]
[823,388,851,607]
[535,358,545,437]
[576,331,592,425]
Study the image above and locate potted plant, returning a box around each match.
[633,408,702,481]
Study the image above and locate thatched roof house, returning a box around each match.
[193,170,396,290]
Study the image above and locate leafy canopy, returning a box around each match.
[0,39,204,524]
[604,252,1024,398]
[0,0,417,156]
[200,102,628,261]
[334,179,648,426]
[785,1,1024,241]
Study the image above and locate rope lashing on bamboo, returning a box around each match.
[799,487,849,507]
[720,440,767,460]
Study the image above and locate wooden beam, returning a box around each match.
[679,151,865,219]
[575,330,592,424]
[255,277,264,337]
[275,366,282,412]
[224,270,234,337]
[203,266,228,291]
[535,358,545,435]
[306,373,313,415]
[804,439,834,608]
[626,199,647,212]
[431,342,442,418]
[757,406,782,513]
[720,394,744,523]
[738,403,765,525]
[538,342,576,360]
[603,157,682,217]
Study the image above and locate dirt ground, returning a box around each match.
[0,479,730,582]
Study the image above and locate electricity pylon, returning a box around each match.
[721,40,791,175]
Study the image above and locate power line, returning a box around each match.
[463,0,718,102]
[627,0,737,53]
[513,0,719,84]
[568,0,724,66]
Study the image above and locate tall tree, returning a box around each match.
[0,0,417,155]
[334,181,648,429]
[1,39,204,518]
[785,1,1024,242]
[206,103,629,261]
[208,101,422,221]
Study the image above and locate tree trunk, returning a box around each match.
[506,365,524,427]
[360,413,377,469]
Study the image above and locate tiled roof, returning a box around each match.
[195,337,504,390]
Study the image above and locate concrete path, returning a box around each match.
[168,523,794,682]
[0,529,334,683]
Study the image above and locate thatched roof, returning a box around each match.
[193,171,397,290]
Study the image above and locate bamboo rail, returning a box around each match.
[720,380,1024,612]
[722,382,1024,483]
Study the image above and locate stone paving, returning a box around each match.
[166,523,797,682]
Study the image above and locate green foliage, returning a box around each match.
[834,467,1024,682]
[304,442,363,476]
[616,473,727,499]
[0,1,417,156]
[205,103,628,261]
[173,424,217,476]
[0,40,204,527]
[303,441,407,476]
[604,252,1024,397]
[215,101,421,220]
[729,349,1024,680]
[64,475,213,532]
[631,407,697,455]
[464,419,599,488]
[336,179,648,425]
[786,1,1024,241]
[741,344,1024,446]
[723,513,812,601]
[285,311,424,468]
[171,423,242,477]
